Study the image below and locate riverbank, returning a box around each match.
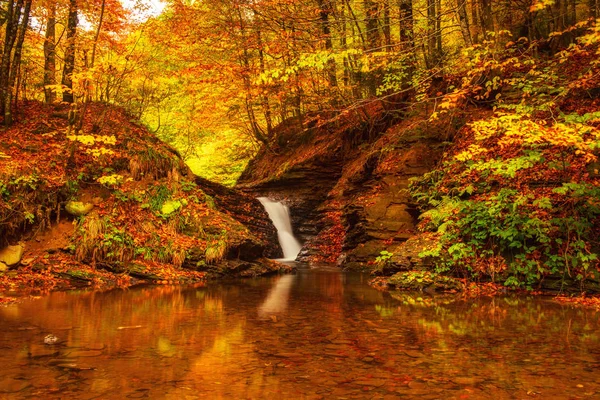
[0,102,292,299]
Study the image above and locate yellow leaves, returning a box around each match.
[68,134,96,145]
[67,134,117,146]
[85,148,115,158]
[529,0,554,12]
[455,144,488,161]
[97,174,124,186]
[468,112,600,165]
[67,133,118,159]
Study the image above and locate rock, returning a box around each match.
[65,201,94,217]
[372,255,412,276]
[196,176,281,258]
[0,244,24,266]
[44,334,59,345]
[20,257,34,266]
[0,261,7,272]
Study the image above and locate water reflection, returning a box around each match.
[0,266,599,399]
[258,274,296,318]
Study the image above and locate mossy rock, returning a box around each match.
[386,270,462,292]
[65,201,94,217]
[0,245,24,267]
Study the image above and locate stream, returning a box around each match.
[1,265,600,399]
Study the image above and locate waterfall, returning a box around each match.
[258,197,302,261]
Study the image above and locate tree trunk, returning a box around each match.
[383,0,392,51]
[435,0,442,58]
[399,0,414,50]
[62,0,78,103]
[0,0,23,118]
[338,1,351,89]
[456,0,473,47]
[256,27,273,137]
[43,0,56,104]
[87,0,105,102]
[479,0,494,40]
[316,0,338,89]
[364,0,380,96]
[5,0,31,125]
[426,0,437,67]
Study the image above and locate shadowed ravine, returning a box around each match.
[1,266,600,399]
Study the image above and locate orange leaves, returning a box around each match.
[309,206,345,264]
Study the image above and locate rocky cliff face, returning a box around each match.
[238,104,469,269]
[195,176,281,258]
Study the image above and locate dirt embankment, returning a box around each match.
[0,102,290,298]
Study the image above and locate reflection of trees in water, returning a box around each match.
[3,273,600,398]
[0,284,257,397]
[388,292,600,346]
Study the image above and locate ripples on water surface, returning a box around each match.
[1,265,599,399]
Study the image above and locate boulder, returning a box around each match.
[65,201,94,217]
[0,262,7,272]
[0,245,24,267]
[371,255,412,276]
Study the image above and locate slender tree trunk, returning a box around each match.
[317,0,338,89]
[236,5,267,144]
[256,27,273,137]
[479,0,494,39]
[470,0,481,42]
[1,0,23,118]
[456,0,473,46]
[5,0,31,125]
[87,0,105,102]
[364,0,380,95]
[44,0,56,104]
[427,0,437,67]
[399,0,414,50]
[435,0,442,58]
[90,0,105,68]
[383,0,392,51]
[338,1,351,89]
[62,0,78,103]
[591,0,599,18]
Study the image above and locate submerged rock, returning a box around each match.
[44,334,59,345]
[0,245,24,267]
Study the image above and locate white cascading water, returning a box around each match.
[257,197,302,261]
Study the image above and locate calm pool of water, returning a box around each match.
[1,265,599,399]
